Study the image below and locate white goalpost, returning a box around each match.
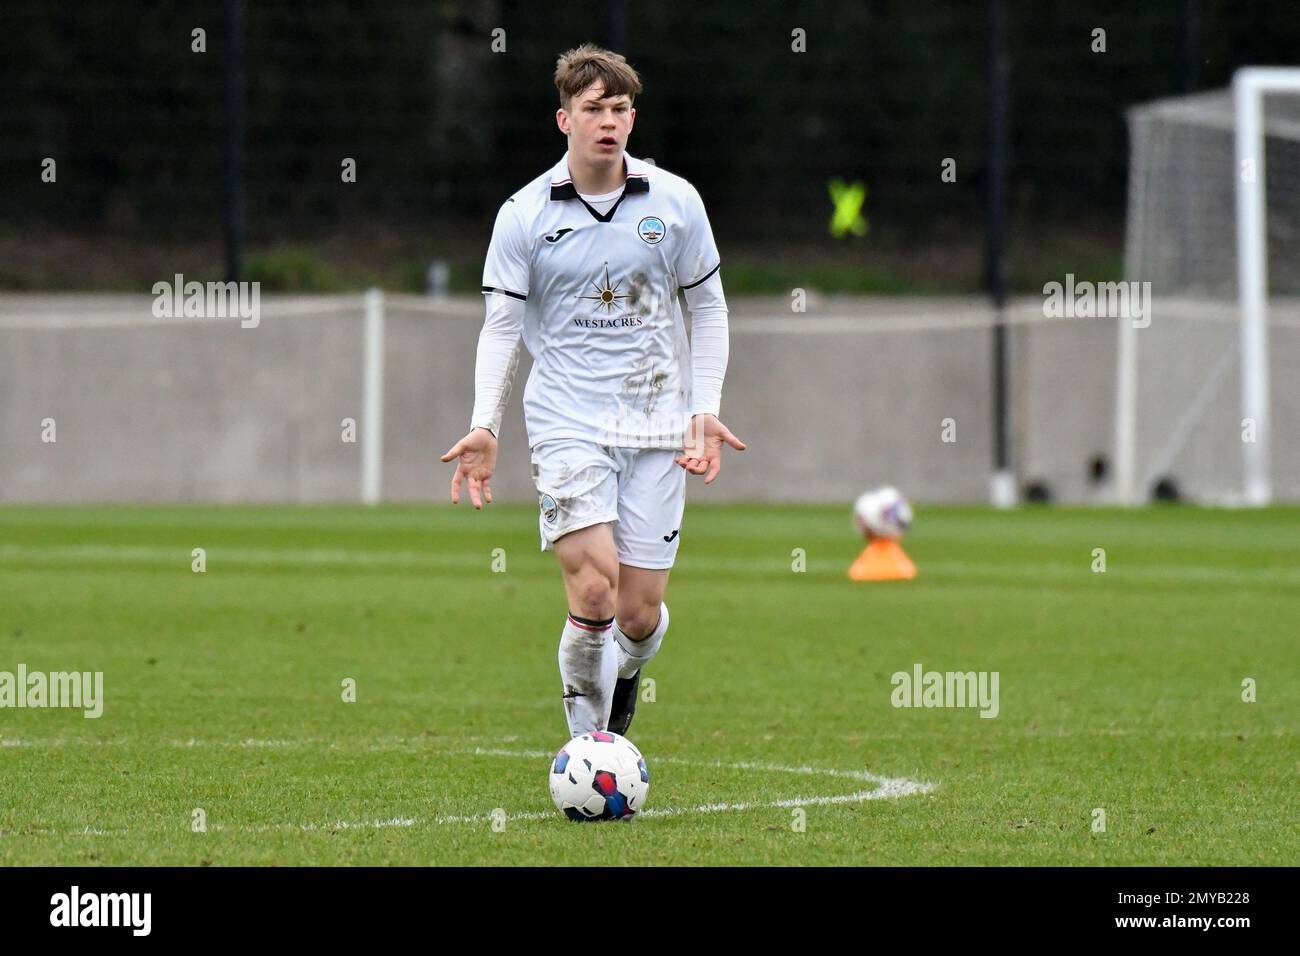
[1119,67,1300,505]
[1234,68,1300,506]
[361,288,385,506]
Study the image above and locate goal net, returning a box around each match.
[1119,70,1300,504]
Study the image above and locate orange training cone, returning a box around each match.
[848,537,917,581]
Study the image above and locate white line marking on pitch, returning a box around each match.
[210,817,418,835]
[2,727,1285,751]
[9,541,1298,587]
[3,744,933,835]
[211,750,934,832]
[430,747,935,824]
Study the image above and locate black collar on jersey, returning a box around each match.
[549,174,649,223]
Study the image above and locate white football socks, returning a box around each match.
[612,602,669,680]
[558,613,618,736]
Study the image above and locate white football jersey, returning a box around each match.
[481,151,722,450]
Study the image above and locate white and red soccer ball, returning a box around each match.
[853,486,913,540]
[549,730,650,821]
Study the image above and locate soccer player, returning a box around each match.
[441,44,744,738]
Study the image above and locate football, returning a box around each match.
[549,730,650,821]
[854,485,913,539]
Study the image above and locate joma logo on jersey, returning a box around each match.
[545,228,574,243]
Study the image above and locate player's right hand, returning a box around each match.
[675,413,746,485]
[440,427,498,509]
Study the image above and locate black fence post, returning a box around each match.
[222,0,247,283]
[986,0,1011,501]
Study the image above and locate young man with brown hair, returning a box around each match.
[441,44,743,738]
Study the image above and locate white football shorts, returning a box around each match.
[530,439,687,570]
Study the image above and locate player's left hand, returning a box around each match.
[675,413,745,485]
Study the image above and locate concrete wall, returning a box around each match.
[3,292,1293,505]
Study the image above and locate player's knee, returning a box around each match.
[617,601,661,641]
[572,568,616,619]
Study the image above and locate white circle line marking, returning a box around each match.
[432,746,936,824]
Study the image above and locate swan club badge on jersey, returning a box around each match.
[638,217,665,244]
[540,494,558,525]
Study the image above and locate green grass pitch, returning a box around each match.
[0,503,1295,865]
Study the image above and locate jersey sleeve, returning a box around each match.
[683,270,729,417]
[470,293,525,438]
[481,199,531,301]
[673,186,722,292]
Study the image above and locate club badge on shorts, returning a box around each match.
[540,494,558,525]
[638,217,665,244]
